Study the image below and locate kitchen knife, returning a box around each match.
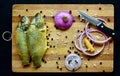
[78,10,115,39]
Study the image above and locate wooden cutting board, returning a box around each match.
[12,4,114,72]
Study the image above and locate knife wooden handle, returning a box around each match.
[97,23,115,37]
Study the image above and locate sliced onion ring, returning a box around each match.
[65,54,81,71]
[74,18,111,56]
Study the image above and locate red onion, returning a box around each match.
[74,18,111,56]
[54,11,74,30]
[65,54,81,71]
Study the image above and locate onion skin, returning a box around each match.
[54,11,74,30]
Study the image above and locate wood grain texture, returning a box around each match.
[12,4,114,72]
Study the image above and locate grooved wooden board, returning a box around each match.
[12,4,114,72]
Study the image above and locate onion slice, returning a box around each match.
[65,54,81,71]
[74,18,111,56]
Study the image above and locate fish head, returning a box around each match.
[17,16,29,31]
[31,13,45,29]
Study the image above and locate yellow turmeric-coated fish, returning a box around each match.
[28,13,47,68]
[16,16,30,66]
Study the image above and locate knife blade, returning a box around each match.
[78,10,115,38]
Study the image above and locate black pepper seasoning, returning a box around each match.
[48,33,50,36]
[74,51,78,54]
[60,68,62,71]
[56,61,58,64]
[50,45,52,48]
[40,11,42,13]
[78,15,80,18]
[99,7,101,10]
[64,55,66,58]
[57,66,59,69]
[18,14,21,17]
[67,50,71,54]
[107,18,110,22]
[26,9,28,12]
[69,10,72,14]
[51,38,53,41]
[47,37,49,40]
[65,36,67,39]
[42,58,47,63]
[73,20,75,22]
[52,16,54,18]
[72,47,74,49]
[72,41,74,44]
[86,65,88,68]
[46,26,48,28]
[88,58,90,61]
[100,62,102,65]
[77,30,80,33]
[53,45,55,48]
[58,57,60,60]
[43,15,46,18]
[70,47,72,50]
[77,53,80,56]
[86,9,89,11]
[103,70,105,72]
[72,69,75,72]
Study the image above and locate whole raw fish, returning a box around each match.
[16,16,30,66]
[28,13,47,68]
